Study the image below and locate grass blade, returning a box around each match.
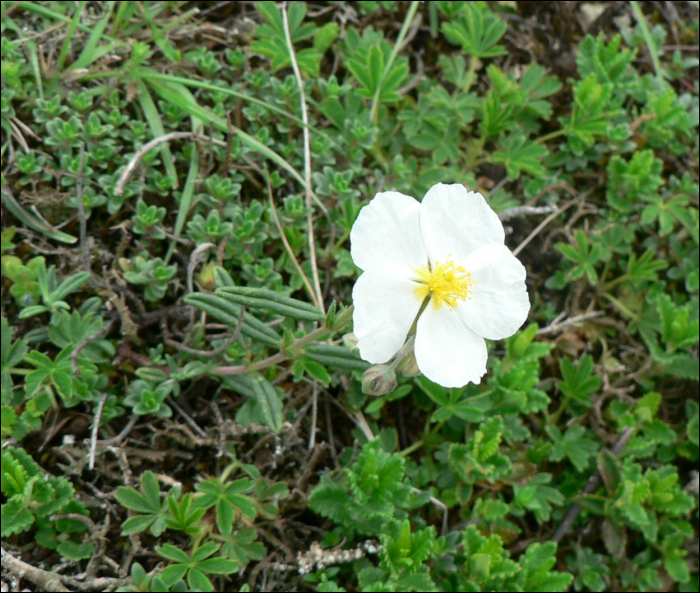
[69,1,116,71]
[142,76,317,199]
[1,186,77,244]
[136,80,179,191]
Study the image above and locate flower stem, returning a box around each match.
[209,305,354,376]
[387,335,416,371]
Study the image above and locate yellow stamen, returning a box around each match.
[415,260,475,309]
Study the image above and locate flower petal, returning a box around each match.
[415,305,488,387]
[455,243,530,340]
[353,270,423,364]
[350,191,428,276]
[420,183,505,265]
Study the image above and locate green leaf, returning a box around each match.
[546,425,599,472]
[415,376,449,406]
[161,563,189,586]
[1,316,27,392]
[641,194,692,236]
[301,359,331,385]
[184,292,281,345]
[607,150,664,212]
[626,249,667,285]
[381,520,436,575]
[188,568,214,592]
[1,187,77,244]
[251,1,320,76]
[514,474,565,523]
[314,22,339,54]
[519,541,573,592]
[165,492,205,535]
[655,294,699,353]
[115,471,168,535]
[576,33,636,84]
[304,344,369,371]
[308,475,350,523]
[114,487,154,514]
[492,135,548,180]
[1,499,34,536]
[192,541,221,562]
[347,440,407,511]
[441,3,507,58]
[597,450,622,494]
[217,285,325,321]
[197,556,239,574]
[51,270,91,302]
[318,574,347,592]
[480,89,514,138]
[567,547,609,592]
[57,540,95,561]
[250,375,283,433]
[557,354,601,409]
[157,543,193,564]
[195,476,256,534]
[121,514,158,535]
[556,231,602,285]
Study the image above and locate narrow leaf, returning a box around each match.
[250,375,283,433]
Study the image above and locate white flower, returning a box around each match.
[350,183,530,388]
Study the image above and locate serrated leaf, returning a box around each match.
[519,541,574,592]
[1,499,34,536]
[308,475,350,524]
[57,540,95,560]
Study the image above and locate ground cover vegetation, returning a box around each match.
[1,1,698,591]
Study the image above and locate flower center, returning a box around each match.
[415,260,475,309]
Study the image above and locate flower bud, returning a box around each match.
[361,364,397,396]
[343,332,359,351]
[396,348,421,377]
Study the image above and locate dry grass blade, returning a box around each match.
[281,1,325,314]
